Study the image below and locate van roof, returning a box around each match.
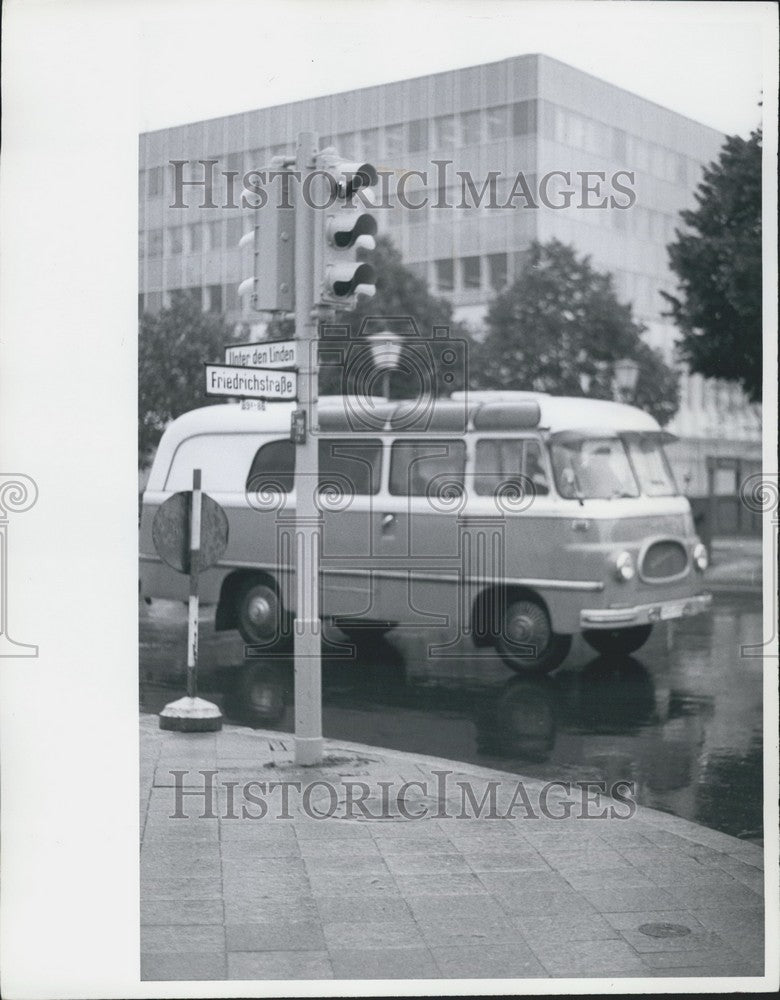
[152,393,661,465]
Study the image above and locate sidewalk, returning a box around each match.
[706,537,764,593]
[140,715,765,983]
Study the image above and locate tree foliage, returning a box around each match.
[138,293,232,466]
[663,129,762,401]
[473,239,680,425]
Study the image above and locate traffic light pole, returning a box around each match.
[293,131,324,766]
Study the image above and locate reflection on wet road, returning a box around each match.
[140,592,763,840]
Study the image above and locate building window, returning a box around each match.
[147,291,162,314]
[226,282,239,312]
[462,256,481,290]
[433,114,457,148]
[138,231,145,258]
[461,110,482,145]
[385,123,406,157]
[487,253,508,291]
[147,166,164,197]
[207,284,223,314]
[486,105,510,141]
[612,128,627,160]
[205,220,223,252]
[147,229,163,258]
[138,293,145,318]
[226,216,243,247]
[408,119,429,152]
[166,226,185,255]
[512,100,536,136]
[434,258,454,292]
[361,127,381,158]
[187,224,202,254]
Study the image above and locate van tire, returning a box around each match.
[583,624,653,656]
[494,597,571,674]
[236,581,286,648]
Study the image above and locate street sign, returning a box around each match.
[224,339,298,369]
[205,363,297,401]
[152,489,229,575]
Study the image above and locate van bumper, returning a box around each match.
[580,592,712,629]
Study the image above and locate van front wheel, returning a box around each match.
[583,624,653,656]
[494,598,572,674]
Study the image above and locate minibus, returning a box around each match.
[139,391,711,674]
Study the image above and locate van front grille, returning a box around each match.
[641,540,688,580]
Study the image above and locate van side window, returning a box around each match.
[389,439,466,496]
[475,439,549,496]
[246,439,295,493]
[318,439,382,496]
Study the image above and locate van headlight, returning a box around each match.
[613,550,635,582]
[693,542,709,572]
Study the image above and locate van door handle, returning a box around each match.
[381,513,396,533]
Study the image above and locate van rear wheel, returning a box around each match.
[236,581,286,648]
[583,624,653,656]
[494,598,572,674]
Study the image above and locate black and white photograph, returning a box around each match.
[1,0,778,996]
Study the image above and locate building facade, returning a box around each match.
[139,54,761,531]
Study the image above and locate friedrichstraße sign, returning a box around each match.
[224,339,298,369]
[205,364,297,401]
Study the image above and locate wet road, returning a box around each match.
[140,592,764,841]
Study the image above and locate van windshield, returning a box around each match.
[551,436,639,499]
[624,434,679,496]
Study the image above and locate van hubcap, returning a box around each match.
[505,601,550,652]
[248,595,273,627]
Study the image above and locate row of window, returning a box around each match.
[140,99,704,199]
[140,217,245,259]
[246,437,551,498]
[138,284,231,317]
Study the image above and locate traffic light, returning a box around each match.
[238,173,295,312]
[314,154,378,308]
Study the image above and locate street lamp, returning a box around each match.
[613,358,640,403]
[366,330,404,399]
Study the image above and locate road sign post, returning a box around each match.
[156,469,226,733]
[293,131,324,766]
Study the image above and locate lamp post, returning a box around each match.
[613,358,640,404]
[366,330,404,399]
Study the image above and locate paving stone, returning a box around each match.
[463,850,550,873]
[638,947,754,972]
[534,847,630,871]
[141,899,223,925]
[528,938,646,976]
[226,921,325,951]
[294,821,373,840]
[510,910,620,943]
[375,836,463,855]
[431,943,548,978]
[223,896,319,924]
[383,852,471,875]
[141,858,222,880]
[661,881,763,909]
[416,915,523,948]
[140,876,223,900]
[141,951,227,981]
[328,946,436,980]
[493,888,597,916]
[315,895,414,924]
[304,854,390,875]
[476,870,572,895]
[221,872,312,900]
[563,868,657,891]
[308,871,400,897]
[220,839,302,859]
[227,950,333,980]
[406,893,508,923]
[394,873,487,896]
[322,919,421,949]
[143,822,219,841]
[141,924,225,954]
[221,856,306,877]
[577,886,679,913]
[620,928,728,952]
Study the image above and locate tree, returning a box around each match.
[474,240,680,425]
[663,129,762,402]
[139,292,232,466]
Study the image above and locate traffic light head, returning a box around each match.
[315,153,379,308]
[237,197,295,313]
